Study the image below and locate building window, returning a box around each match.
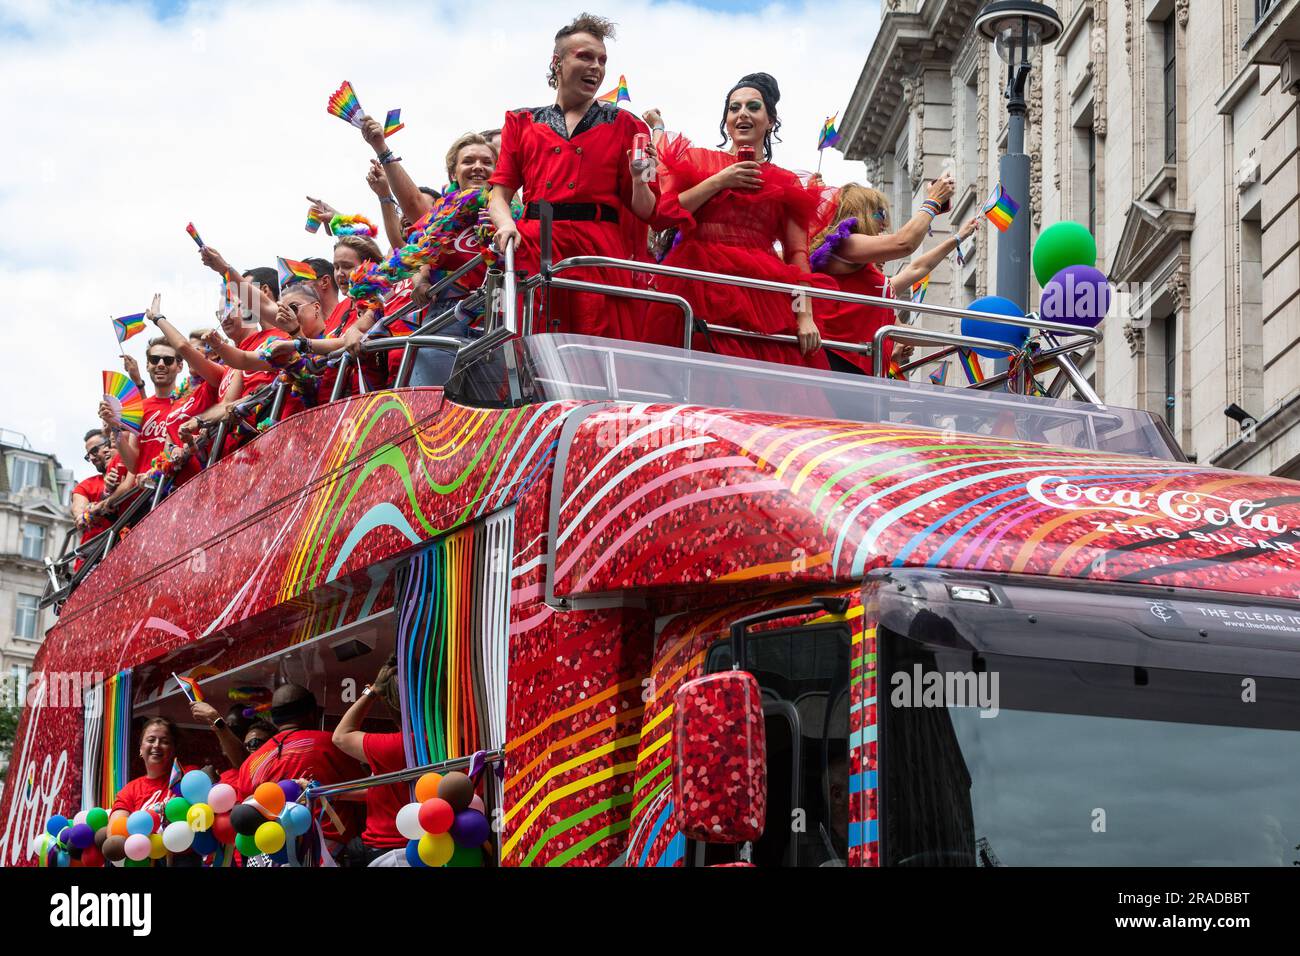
[1087,126,1097,235]
[8,456,44,493]
[9,666,28,708]
[1162,313,1177,428]
[1162,16,1177,164]
[20,522,45,561]
[15,593,40,639]
[1257,0,1281,25]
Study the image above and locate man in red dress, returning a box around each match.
[487,13,658,342]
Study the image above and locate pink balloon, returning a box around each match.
[469,795,485,814]
[208,783,237,813]
[123,833,152,861]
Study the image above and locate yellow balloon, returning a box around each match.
[148,833,167,860]
[187,803,214,833]
[254,821,286,855]
[417,832,453,867]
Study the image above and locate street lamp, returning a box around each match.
[975,1,1063,313]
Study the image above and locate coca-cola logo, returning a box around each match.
[0,682,69,867]
[453,226,481,255]
[140,414,170,441]
[1026,475,1289,535]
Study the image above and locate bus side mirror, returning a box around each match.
[672,670,767,843]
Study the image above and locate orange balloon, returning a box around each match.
[253,782,286,817]
[109,815,128,837]
[414,772,442,803]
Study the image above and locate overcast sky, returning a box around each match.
[0,0,878,479]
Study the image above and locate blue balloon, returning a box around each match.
[46,815,69,838]
[270,848,289,866]
[405,839,428,868]
[68,823,95,850]
[180,769,213,805]
[961,295,1029,359]
[281,803,312,837]
[190,830,218,857]
[126,810,154,836]
[56,850,70,868]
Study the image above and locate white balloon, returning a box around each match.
[73,810,90,827]
[162,821,194,853]
[395,803,425,841]
[208,783,237,813]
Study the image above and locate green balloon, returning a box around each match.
[164,797,191,824]
[445,844,483,867]
[123,857,150,868]
[1032,221,1097,287]
[86,807,109,831]
[235,832,260,857]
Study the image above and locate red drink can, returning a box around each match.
[737,145,756,162]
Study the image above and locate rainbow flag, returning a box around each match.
[100,670,132,810]
[982,182,1019,232]
[113,312,146,343]
[168,758,184,795]
[25,765,34,801]
[185,222,204,248]
[957,347,985,384]
[818,114,841,151]
[277,256,317,289]
[327,80,366,129]
[597,74,630,104]
[910,273,930,304]
[103,371,144,433]
[929,361,949,385]
[173,671,204,703]
[886,359,906,380]
[383,108,404,137]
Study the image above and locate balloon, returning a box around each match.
[396,803,425,841]
[961,295,1029,358]
[190,830,218,857]
[94,827,109,850]
[56,850,70,868]
[148,832,167,860]
[414,772,443,803]
[102,835,127,862]
[281,803,312,837]
[469,795,485,814]
[180,769,212,805]
[211,813,236,845]
[437,771,474,812]
[1033,220,1097,286]
[67,823,95,850]
[109,815,129,837]
[253,782,286,817]
[126,810,154,837]
[230,803,264,836]
[269,847,289,866]
[165,796,191,824]
[254,821,286,855]
[418,798,454,836]
[81,845,105,868]
[1040,264,1111,328]
[207,783,237,813]
[123,833,152,861]
[187,803,214,832]
[57,826,71,848]
[234,832,260,858]
[446,844,484,867]
[405,839,427,868]
[73,810,89,827]
[46,815,69,838]
[86,807,109,831]
[278,779,303,804]
[162,821,194,853]
[417,832,454,867]
[124,858,150,868]
[449,809,490,849]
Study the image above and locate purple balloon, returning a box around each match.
[1041,264,1112,328]
[278,779,303,804]
[449,809,490,849]
[68,823,96,850]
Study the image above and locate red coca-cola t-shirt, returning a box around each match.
[134,395,174,475]
[237,730,363,841]
[165,369,240,485]
[360,732,408,849]
[112,768,197,814]
[237,328,291,394]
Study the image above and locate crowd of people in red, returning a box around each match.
[71,12,982,550]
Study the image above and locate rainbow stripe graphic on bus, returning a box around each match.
[99,671,132,810]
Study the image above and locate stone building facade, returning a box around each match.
[838,0,1300,475]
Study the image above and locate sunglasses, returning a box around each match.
[84,443,108,462]
[245,738,269,751]
[146,354,178,367]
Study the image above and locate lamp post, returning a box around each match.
[975,1,1063,313]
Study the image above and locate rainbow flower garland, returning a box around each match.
[347,187,495,313]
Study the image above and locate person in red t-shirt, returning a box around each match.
[71,429,130,546]
[236,685,364,853]
[110,717,197,818]
[188,700,275,786]
[331,658,407,866]
[99,337,180,477]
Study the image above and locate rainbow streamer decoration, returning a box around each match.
[103,371,145,433]
[383,108,404,137]
[910,273,930,304]
[277,256,317,289]
[185,222,204,248]
[597,74,631,104]
[113,312,146,344]
[173,671,204,703]
[99,670,132,810]
[982,182,1019,232]
[957,347,985,384]
[818,113,841,151]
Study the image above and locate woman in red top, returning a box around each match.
[109,717,195,819]
[487,14,659,342]
[808,181,979,375]
[646,73,831,368]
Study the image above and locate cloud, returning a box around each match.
[0,0,878,479]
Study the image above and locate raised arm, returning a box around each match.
[834,177,957,265]
[367,160,407,250]
[332,661,395,762]
[361,117,434,223]
[148,313,225,389]
[202,330,272,373]
[889,216,982,295]
[198,246,277,325]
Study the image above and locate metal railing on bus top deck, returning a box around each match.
[46,203,1114,608]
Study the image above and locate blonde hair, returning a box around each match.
[335,234,383,265]
[811,183,890,252]
[445,132,498,187]
[187,327,214,342]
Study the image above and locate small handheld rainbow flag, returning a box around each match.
[929,361,949,385]
[597,74,631,104]
[185,222,204,248]
[103,371,144,432]
[383,108,404,137]
[327,80,365,129]
[982,182,1019,232]
[168,758,184,795]
[277,256,317,289]
[957,347,985,384]
[910,273,931,304]
[886,359,906,380]
[818,114,841,151]
[112,312,146,343]
[173,671,204,703]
